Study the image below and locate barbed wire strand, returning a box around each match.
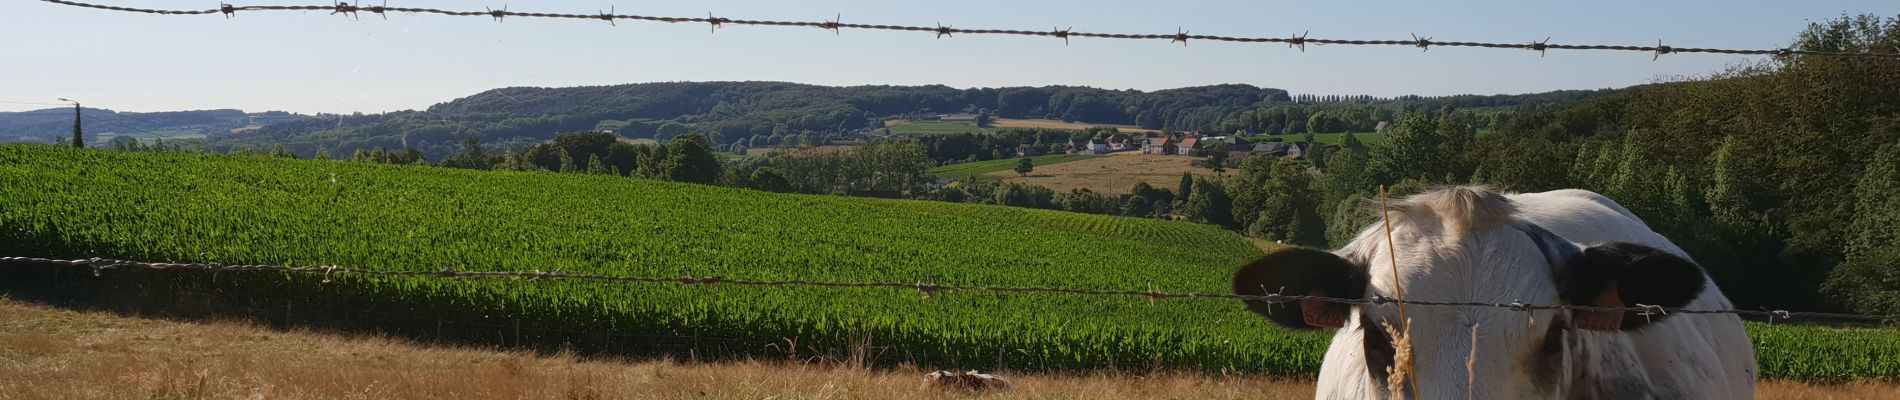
[3,256,1893,324]
[32,0,1900,61]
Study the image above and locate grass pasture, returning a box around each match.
[0,144,1895,381]
[930,154,1102,181]
[990,154,1218,195]
[990,118,1157,133]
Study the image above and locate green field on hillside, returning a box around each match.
[887,121,989,135]
[0,145,1894,380]
[0,145,1317,374]
[930,154,1102,181]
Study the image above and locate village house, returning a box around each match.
[1245,141,1313,159]
[1016,144,1043,157]
[1286,142,1310,159]
[1105,134,1140,152]
[1067,139,1090,154]
[1251,141,1293,157]
[1144,135,1175,154]
[1175,137,1200,156]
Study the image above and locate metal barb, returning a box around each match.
[331,1,358,20]
[598,5,614,26]
[486,5,506,22]
[1411,33,1432,52]
[219,2,235,18]
[1172,27,1189,46]
[1653,39,1672,61]
[1637,303,1667,323]
[1053,26,1071,46]
[366,0,386,20]
[707,12,727,34]
[821,13,840,35]
[1370,294,1394,306]
[1529,36,1550,57]
[1506,301,1532,312]
[935,23,951,39]
[1288,31,1308,52]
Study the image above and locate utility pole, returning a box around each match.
[58,98,81,148]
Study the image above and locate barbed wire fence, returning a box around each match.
[3,256,1893,325]
[33,0,1900,61]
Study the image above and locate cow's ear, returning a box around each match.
[1559,243,1706,331]
[1232,247,1367,329]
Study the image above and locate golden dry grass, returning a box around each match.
[0,297,1888,399]
[990,118,1157,133]
[615,138,659,146]
[0,297,1311,400]
[986,153,1216,195]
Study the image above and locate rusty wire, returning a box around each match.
[3,256,1893,325]
[32,0,1900,61]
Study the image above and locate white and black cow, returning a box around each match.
[1233,187,1755,399]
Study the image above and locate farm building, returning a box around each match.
[1247,141,1312,159]
[1175,137,1200,156]
[1284,142,1308,158]
[1017,144,1043,157]
[1251,142,1292,156]
[1106,134,1140,151]
[1144,136,1176,154]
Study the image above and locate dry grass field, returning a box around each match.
[0,298,1888,399]
[987,153,1217,195]
[991,118,1157,133]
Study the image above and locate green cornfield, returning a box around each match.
[0,144,1894,381]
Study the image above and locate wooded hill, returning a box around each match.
[207,82,1612,160]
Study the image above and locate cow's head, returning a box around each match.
[1232,187,1707,399]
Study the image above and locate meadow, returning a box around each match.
[989,118,1157,133]
[929,154,1102,181]
[0,144,1895,381]
[990,154,1218,195]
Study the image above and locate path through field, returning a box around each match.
[1,298,1887,399]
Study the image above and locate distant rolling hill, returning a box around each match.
[3,82,1615,161]
[0,108,303,144]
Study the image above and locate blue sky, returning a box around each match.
[2,0,1893,114]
